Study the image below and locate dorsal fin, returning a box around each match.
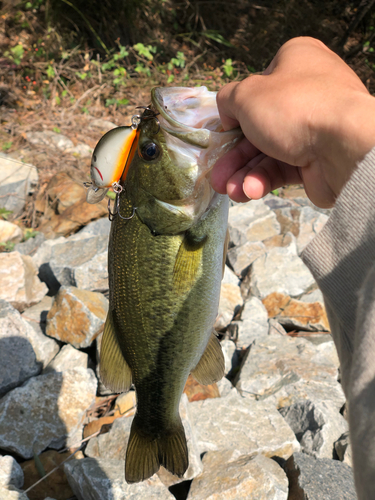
[191,331,225,385]
[99,310,132,393]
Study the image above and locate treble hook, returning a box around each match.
[132,106,160,135]
[107,189,136,221]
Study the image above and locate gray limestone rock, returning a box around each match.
[250,239,316,298]
[64,458,175,500]
[0,252,48,312]
[0,367,97,458]
[44,344,88,373]
[189,390,300,459]
[19,297,59,369]
[286,452,357,499]
[263,194,294,210]
[227,241,266,278]
[0,155,38,216]
[74,251,108,292]
[299,287,325,304]
[188,452,288,500]
[85,416,132,460]
[296,206,329,254]
[26,130,74,151]
[214,282,243,331]
[0,300,41,397]
[236,336,342,410]
[77,217,111,237]
[335,431,353,467]
[221,339,237,375]
[222,265,240,286]
[233,296,269,348]
[32,232,109,293]
[216,376,234,398]
[14,233,46,257]
[21,295,52,325]
[279,400,348,458]
[268,319,288,336]
[228,200,280,247]
[0,486,29,500]
[0,456,24,489]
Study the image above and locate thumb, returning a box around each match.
[216,81,241,131]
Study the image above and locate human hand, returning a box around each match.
[211,37,375,208]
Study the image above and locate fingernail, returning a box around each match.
[243,183,252,200]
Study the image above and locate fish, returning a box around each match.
[91,86,243,483]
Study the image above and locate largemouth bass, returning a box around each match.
[88,87,242,483]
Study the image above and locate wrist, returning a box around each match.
[319,91,375,197]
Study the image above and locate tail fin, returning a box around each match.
[125,416,188,483]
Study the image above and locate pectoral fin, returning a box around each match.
[100,310,132,393]
[173,233,207,295]
[191,331,225,385]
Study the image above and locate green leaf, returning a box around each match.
[0,208,13,220]
[203,31,233,47]
[167,74,175,83]
[105,98,117,107]
[46,65,55,79]
[223,59,233,77]
[2,141,13,152]
[52,127,61,133]
[133,43,156,60]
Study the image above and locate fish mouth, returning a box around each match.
[151,86,243,170]
[151,87,223,133]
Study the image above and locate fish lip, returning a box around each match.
[151,87,197,132]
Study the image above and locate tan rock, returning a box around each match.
[263,292,330,332]
[188,452,288,500]
[0,220,23,244]
[183,374,220,402]
[37,172,108,238]
[21,450,75,500]
[0,252,47,311]
[46,286,108,348]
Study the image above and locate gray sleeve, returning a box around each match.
[301,148,375,499]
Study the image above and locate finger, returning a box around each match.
[216,81,241,131]
[243,157,302,199]
[225,156,302,202]
[226,153,267,202]
[210,137,260,194]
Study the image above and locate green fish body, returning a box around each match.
[97,87,242,483]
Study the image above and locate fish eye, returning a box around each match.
[140,142,160,161]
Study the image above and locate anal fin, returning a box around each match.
[191,331,225,385]
[99,310,132,393]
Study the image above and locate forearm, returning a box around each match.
[302,147,375,499]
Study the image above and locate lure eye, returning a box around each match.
[140,142,160,161]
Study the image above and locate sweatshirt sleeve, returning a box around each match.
[302,148,375,500]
